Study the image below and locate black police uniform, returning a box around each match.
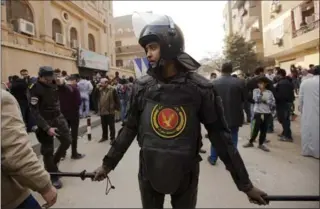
[29,66,71,176]
[101,14,253,209]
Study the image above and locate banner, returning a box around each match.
[133,57,149,78]
[78,48,109,71]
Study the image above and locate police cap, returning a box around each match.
[38,66,54,77]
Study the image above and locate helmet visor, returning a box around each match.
[132,12,173,40]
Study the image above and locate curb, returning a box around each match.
[32,118,101,156]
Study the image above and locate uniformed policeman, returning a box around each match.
[29,66,71,189]
[93,13,268,208]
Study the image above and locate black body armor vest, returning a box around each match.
[138,77,202,194]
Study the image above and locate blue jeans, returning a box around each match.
[16,195,42,209]
[120,99,127,122]
[209,127,239,162]
[79,97,90,117]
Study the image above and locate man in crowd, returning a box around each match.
[210,72,217,81]
[29,66,71,189]
[300,68,313,83]
[10,75,30,128]
[208,62,247,165]
[117,78,129,124]
[58,76,85,160]
[274,69,295,142]
[2,89,57,209]
[265,68,275,82]
[78,76,93,118]
[98,78,120,144]
[299,65,319,159]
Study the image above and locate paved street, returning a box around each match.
[33,119,319,208]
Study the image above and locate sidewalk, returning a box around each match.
[30,114,101,156]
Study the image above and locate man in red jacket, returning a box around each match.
[58,75,85,160]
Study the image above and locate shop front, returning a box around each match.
[77,48,109,78]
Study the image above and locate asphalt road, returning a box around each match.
[33,120,319,208]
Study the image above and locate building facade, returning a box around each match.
[1,0,115,80]
[223,0,274,66]
[113,14,145,78]
[261,0,319,71]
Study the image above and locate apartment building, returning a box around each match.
[224,0,274,66]
[261,0,319,71]
[114,14,145,77]
[1,0,116,80]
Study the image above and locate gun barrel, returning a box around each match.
[265,195,320,201]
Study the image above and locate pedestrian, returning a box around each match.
[29,66,71,189]
[243,76,275,152]
[274,68,295,142]
[117,78,129,124]
[97,78,120,144]
[300,68,313,83]
[78,76,93,118]
[92,12,268,209]
[299,65,319,159]
[58,76,85,160]
[1,89,57,209]
[210,72,217,81]
[208,62,247,165]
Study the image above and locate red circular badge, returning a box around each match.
[157,108,179,130]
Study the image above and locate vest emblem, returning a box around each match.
[151,104,186,139]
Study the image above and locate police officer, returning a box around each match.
[29,66,71,189]
[93,13,268,208]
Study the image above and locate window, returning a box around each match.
[52,18,62,40]
[6,0,34,32]
[116,59,123,67]
[70,27,77,41]
[88,33,95,52]
[115,41,122,47]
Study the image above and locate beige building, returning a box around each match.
[113,14,145,78]
[1,0,116,80]
[224,1,274,65]
[261,0,319,71]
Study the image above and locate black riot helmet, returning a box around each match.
[132,12,184,60]
[38,66,54,77]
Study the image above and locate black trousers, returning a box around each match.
[250,113,271,145]
[63,116,80,156]
[101,114,115,140]
[139,162,199,209]
[276,103,292,139]
[35,115,71,179]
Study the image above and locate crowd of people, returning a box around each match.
[207,63,319,161]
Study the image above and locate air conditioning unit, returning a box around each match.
[273,37,282,45]
[71,40,78,48]
[55,33,64,45]
[17,18,35,36]
[271,4,281,13]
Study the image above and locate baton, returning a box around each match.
[49,170,95,180]
[264,195,320,201]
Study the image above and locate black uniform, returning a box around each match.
[101,13,253,209]
[29,68,71,177]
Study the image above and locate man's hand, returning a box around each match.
[47,127,59,137]
[41,185,58,208]
[93,165,112,181]
[246,186,268,205]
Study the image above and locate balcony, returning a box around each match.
[115,45,144,55]
[291,19,319,49]
[232,0,245,9]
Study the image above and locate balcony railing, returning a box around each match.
[115,45,144,54]
[292,19,320,38]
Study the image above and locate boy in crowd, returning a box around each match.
[243,76,275,152]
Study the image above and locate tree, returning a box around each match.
[223,33,260,74]
[198,52,225,73]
